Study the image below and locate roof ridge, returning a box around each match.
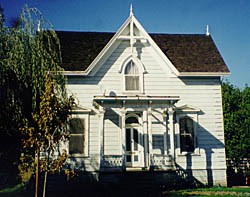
[57,31,229,74]
[56,30,207,36]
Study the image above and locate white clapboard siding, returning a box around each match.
[67,36,226,179]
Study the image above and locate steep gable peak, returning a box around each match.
[57,9,230,76]
[69,10,180,76]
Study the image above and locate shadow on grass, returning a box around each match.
[163,187,250,197]
[0,183,34,197]
[3,182,250,197]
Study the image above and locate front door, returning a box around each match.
[125,127,142,167]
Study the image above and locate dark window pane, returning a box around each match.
[126,116,139,124]
[69,135,84,154]
[134,155,138,162]
[186,118,194,135]
[69,118,85,154]
[70,118,85,134]
[133,129,138,151]
[152,134,164,154]
[186,136,194,152]
[180,117,194,152]
[126,129,131,151]
[180,118,185,134]
[126,155,131,162]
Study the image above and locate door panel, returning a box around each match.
[125,127,142,167]
[126,129,131,151]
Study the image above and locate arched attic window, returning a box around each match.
[125,60,140,91]
[121,56,145,93]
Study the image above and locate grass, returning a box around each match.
[1,183,250,196]
[0,182,36,197]
[0,183,28,197]
[0,184,24,193]
[164,187,250,197]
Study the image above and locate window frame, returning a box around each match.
[176,113,199,155]
[120,57,145,94]
[68,113,89,157]
[179,116,195,153]
[152,134,164,154]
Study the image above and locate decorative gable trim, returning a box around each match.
[62,13,180,76]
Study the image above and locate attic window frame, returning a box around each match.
[121,57,145,94]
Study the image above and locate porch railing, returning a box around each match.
[102,155,123,168]
[150,154,174,170]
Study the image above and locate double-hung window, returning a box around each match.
[179,116,195,153]
[69,114,89,156]
[124,60,140,91]
[152,134,164,154]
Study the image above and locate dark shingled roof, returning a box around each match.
[56,31,114,71]
[56,31,229,73]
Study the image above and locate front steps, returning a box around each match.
[41,169,202,196]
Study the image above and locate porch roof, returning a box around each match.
[93,95,180,104]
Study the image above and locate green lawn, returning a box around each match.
[0,183,30,197]
[164,187,250,197]
[1,184,250,197]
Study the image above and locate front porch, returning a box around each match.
[94,95,180,172]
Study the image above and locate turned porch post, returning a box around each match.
[98,104,105,158]
[168,107,175,159]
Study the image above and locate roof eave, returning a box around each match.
[62,71,88,76]
[178,72,231,77]
[61,71,231,77]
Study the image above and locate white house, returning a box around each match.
[57,8,230,186]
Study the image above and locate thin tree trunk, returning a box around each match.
[42,171,47,197]
[35,148,39,197]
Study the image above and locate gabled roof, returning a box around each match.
[150,34,230,74]
[57,31,114,71]
[57,31,230,76]
[56,13,229,76]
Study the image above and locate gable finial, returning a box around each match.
[130,3,133,16]
[206,25,210,36]
[37,20,41,32]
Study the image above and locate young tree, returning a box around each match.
[20,75,74,197]
[0,5,74,196]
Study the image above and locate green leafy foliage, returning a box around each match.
[0,5,74,185]
[222,81,250,160]
[20,75,74,174]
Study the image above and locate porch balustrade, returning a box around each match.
[102,155,123,168]
[150,154,174,170]
[102,154,174,170]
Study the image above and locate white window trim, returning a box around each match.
[69,113,89,157]
[175,113,200,156]
[120,56,146,94]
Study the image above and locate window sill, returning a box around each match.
[68,154,89,158]
[122,91,143,95]
[177,153,201,157]
[177,150,201,157]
